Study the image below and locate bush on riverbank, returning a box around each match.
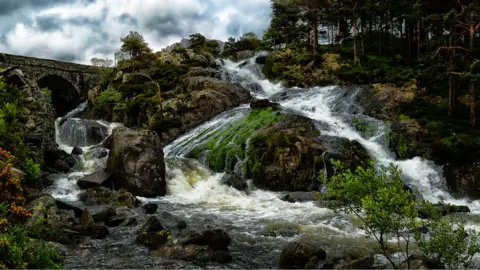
[0,147,63,269]
[327,160,480,269]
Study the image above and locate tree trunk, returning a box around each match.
[470,25,476,126]
[311,0,318,55]
[417,18,422,60]
[449,26,456,115]
[408,23,412,63]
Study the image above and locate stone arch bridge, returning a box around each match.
[0,53,101,116]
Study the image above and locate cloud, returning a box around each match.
[0,0,272,64]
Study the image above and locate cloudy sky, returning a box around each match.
[0,0,271,64]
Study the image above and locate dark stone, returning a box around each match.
[158,211,188,231]
[72,147,83,155]
[143,203,158,214]
[282,192,319,203]
[106,217,126,227]
[107,127,166,197]
[77,171,112,189]
[136,216,169,248]
[250,98,281,110]
[93,207,116,223]
[256,55,268,65]
[201,229,231,251]
[55,199,84,217]
[153,245,231,263]
[279,242,327,269]
[223,174,249,193]
[53,160,70,172]
[334,256,374,269]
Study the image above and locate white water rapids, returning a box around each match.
[47,54,480,268]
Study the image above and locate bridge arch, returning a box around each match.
[37,74,81,117]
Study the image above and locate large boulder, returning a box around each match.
[78,186,139,208]
[236,50,255,61]
[154,245,231,263]
[25,195,81,245]
[106,127,166,197]
[246,115,369,192]
[279,242,327,269]
[136,216,170,248]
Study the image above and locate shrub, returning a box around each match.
[415,216,480,269]
[94,88,123,114]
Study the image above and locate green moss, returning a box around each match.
[185,108,284,172]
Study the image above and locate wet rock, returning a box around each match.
[256,55,268,65]
[236,50,255,61]
[247,115,329,191]
[153,245,231,263]
[79,208,109,239]
[71,147,83,155]
[106,216,137,227]
[136,216,169,248]
[55,199,84,217]
[158,211,188,231]
[80,187,139,208]
[202,229,231,251]
[107,127,166,197]
[45,149,77,173]
[279,242,327,269]
[281,192,319,203]
[250,98,281,110]
[93,207,116,223]
[77,172,113,189]
[334,256,374,269]
[143,203,158,214]
[222,174,249,193]
[25,195,81,245]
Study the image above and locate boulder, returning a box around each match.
[106,127,166,197]
[201,229,231,251]
[25,195,81,245]
[55,199,84,217]
[246,115,327,191]
[158,211,188,231]
[45,149,77,173]
[136,216,170,248]
[106,216,137,227]
[222,174,249,193]
[153,245,231,263]
[71,147,83,155]
[279,242,327,269]
[79,187,139,208]
[77,172,112,189]
[250,99,281,110]
[143,203,158,214]
[236,50,255,61]
[334,256,374,269]
[281,192,319,203]
[92,207,116,223]
[256,55,268,65]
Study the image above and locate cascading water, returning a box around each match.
[217,55,480,212]
[48,102,120,201]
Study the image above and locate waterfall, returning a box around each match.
[49,103,121,201]
[164,54,480,213]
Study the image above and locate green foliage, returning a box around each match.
[120,31,152,60]
[94,88,123,114]
[223,32,262,58]
[151,63,189,92]
[327,161,418,268]
[40,87,51,98]
[186,108,284,172]
[415,217,480,269]
[22,158,40,181]
[0,225,63,269]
